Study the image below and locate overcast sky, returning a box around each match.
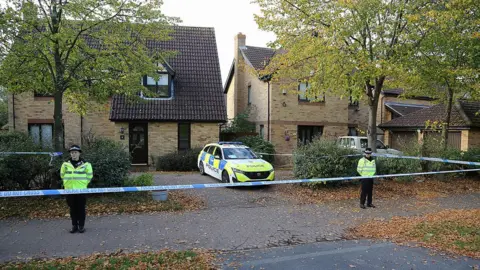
[162,0,276,83]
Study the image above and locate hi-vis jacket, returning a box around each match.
[60,160,93,190]
[357,157,376,177]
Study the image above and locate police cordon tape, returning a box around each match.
[257,152,480,167]
[1,167,480,198]
[0,152,63,156]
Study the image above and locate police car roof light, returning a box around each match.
[218,141,243,145]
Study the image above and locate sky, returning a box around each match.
[162,0,276,83]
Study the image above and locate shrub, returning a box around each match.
[236,135,276,163]
[81,138,131,188]
[376,157,421,181]
[156,148,202,171]
[124,173,154,187]
[293,139,358,187]
[0,132,56,190]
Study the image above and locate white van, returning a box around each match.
[337,136,403,155]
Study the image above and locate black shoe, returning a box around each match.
[78,226,85,233]
[367,204,376,208]
[69,226,78,233]
[360,204,366,209]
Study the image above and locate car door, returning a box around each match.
[202,146,215,176]
[210,147,223,180]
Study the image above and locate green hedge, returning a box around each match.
[0,132,55,190]
[293,139,358,187]
[0,134,132,190]
[293,136,480,188]
[123,173,154,186]
[81,138,131,188]
[236,135,276,163]
[156,148,202,171]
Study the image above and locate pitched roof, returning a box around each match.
[239,45,276,70]
[379,100,480,129]
[385,102,431,117]
[381,88,436,100]
[109,26,226,122]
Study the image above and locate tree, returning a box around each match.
[0,0,178,151]
[397,0,480,150]
[0,86,7,128]
[254,0,431,151]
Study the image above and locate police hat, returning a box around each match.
[364,147,372,154]
[69,145,82,152]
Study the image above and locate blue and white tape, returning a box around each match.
[1,168,479,198]
[0,152,63,156]
[257,152,480,166]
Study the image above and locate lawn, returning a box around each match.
[0,191,205,219]
[1,250,217,270]
[349,209,480,258]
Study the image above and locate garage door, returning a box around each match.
[390,131,417,150]
[424,131,461,150]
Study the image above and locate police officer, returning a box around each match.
[357,147,376,209]
[61,145,93,233]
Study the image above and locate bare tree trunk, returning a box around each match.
[367,76,385,152]
[53,90,63,151]
[442,87,453,150]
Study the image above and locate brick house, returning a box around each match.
[379,100,480,151]
[7,26,227,165]
[224,33,434,163]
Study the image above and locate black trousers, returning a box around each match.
[360,178,373,206]
[66,194,86,227]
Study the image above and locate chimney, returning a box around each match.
[234,32,246,56]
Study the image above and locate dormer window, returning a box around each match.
[141,62,175,99]
[143,73,170,98]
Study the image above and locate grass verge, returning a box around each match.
[0,191,205,220]
[274,172,480,203]
[1,249,216,270]
[348,209,480,258]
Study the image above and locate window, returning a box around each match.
[348,127,358,136]
[247,85,252,105]
[360,138,368,149]
[28,124,53,148]
[223,148,256,159]
[213,147,223,159]
[259,125,264,138]
[297,126,323,145]
[142,73,170,98]
[298,82,325,102]
[178,123,191,151]
[207,146,216,155]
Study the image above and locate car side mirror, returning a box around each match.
[384,145,389,149]
[259,154,263,159]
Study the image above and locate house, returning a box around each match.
[224,33,434,164]
[7,26,227,165]
[376,88,435,142]
[379,100,480,151]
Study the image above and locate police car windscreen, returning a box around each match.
[223,148,256,159]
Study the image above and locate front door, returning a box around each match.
[129,123,148,164]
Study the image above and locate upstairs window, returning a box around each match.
[143,73,170,98]
[247,85,252,105]
[298,82,325,102]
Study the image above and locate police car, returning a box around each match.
[197,142,275,183]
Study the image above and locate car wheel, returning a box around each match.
[199,162,206,175]
[222,170,230,183]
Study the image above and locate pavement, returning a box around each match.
[219,240,479,270]
[0,172,479,268]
